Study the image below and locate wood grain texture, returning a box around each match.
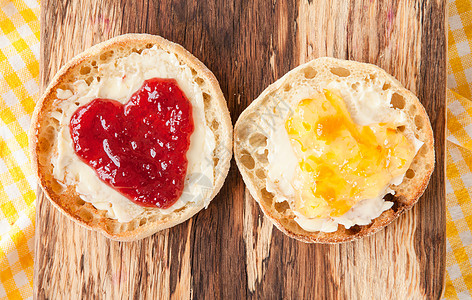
[34,0,446,298]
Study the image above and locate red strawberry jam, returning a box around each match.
[70,78,194,209]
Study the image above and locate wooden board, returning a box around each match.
[34,0,446,298]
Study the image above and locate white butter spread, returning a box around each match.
[52,46,215,223]
[266,80,423,233]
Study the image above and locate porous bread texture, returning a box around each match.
[30,34,232,241]
[234,57,435,244]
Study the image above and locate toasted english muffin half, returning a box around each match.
[30,34,232,241]
[234,57,434,243]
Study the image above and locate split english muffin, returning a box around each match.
[234,57,434,243]
[30,34,232,241]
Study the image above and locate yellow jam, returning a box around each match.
[285,90,415,218]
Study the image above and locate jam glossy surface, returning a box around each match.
[285,90,415,219]
[70,78,194,208]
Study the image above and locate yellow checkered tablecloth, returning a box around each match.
[0,0,39,299]
[0,0,471,299]
[446,1,472,298]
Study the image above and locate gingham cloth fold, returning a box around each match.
[0,0,39,299]
[0,0,472,299]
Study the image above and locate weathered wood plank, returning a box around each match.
[34,0,446,298]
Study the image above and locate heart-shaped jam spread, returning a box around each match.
[70,78,194,208]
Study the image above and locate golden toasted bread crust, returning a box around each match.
[234,57,434,244]
[30,34,232,241]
